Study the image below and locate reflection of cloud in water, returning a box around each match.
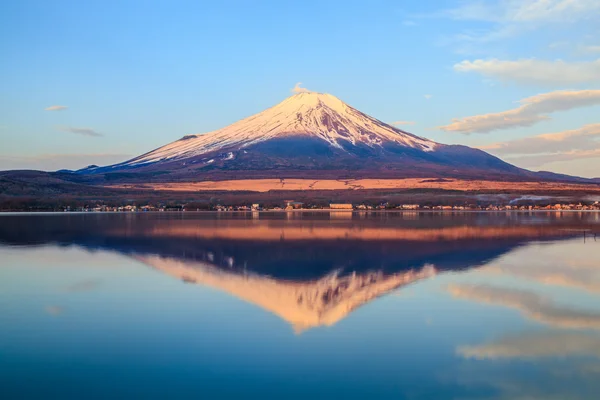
[458,332,600,360]
[485,262,600,294]
[448,284,600,330]
[454,361,600,400]
[455,331,600,399]
[137,255,437,332]
[64,278,102,293]
[452,239,600,398]
[580,363,600,375]
[45,305,64,316]
[479,240,600,294]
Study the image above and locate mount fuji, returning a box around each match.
[80,92,572,182]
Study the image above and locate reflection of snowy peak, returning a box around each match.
[124,92,437,166]
[137,254,436,332]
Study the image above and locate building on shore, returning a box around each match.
[284,200,304,210]
[400,204,420,210]
[330,203,353,210]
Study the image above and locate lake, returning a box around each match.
[1,212,599,399]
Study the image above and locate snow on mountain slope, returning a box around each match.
[123,92,438,166]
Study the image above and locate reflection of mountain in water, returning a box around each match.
[0,212,595,330]
[139,254,436,332]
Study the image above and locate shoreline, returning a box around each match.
[2,209,600,214]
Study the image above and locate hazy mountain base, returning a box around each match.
[108,178,600,193]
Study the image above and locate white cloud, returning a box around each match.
[45,105,68,111]
[479,123,600,168]
[58,126,103,137]
[454,58,600,85]
[402,20,417,27]
[448,283,600,330]
[439,90,600,134]
[424,94,433,100]
[392,120,416,126]
[291,82,312,93]
[440,110,548,134]
[521,90,600,113]
[482,123,600,154]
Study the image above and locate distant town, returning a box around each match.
[36,199,600,213]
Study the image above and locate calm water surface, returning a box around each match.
[1,212,599,399]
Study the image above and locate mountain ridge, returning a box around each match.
[116,92,439,168]
[77,91,548,182]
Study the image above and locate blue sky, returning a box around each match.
[1,0,599,177]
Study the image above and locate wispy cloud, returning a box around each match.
[454,58,600,85]
[548,40,569,50]
[506,148,600,168]
[392,120,416,126]
[480,123,600,168]
[549,41,600,55]
[448,24,524,45]
[578,44,600,54]
[58,126,103,137]
[424,94,433,100]
[482,123,600,154]
[45,105,68,111]
[292,82,312,93]
[448,283,600,330]
[441,0,600,44]
[439,90,600,134]
[0,153,130,171]
[446,0,600,24]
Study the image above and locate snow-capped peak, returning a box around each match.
[124,92,438,166]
